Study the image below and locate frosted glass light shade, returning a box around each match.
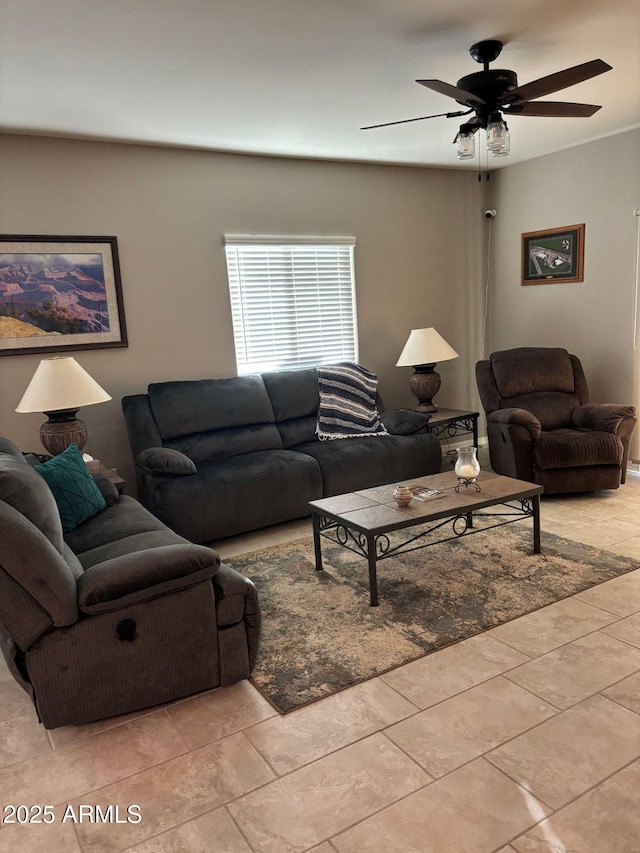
[16,356,111,413]
[456,127,476,160]
[490,126,510,157]
[486,112,509,154]
[396,328,459,367]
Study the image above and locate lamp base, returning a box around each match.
[40,409,88,456]
[408,364,441,413]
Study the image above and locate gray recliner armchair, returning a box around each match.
[0,437,260,729]
[476,347,636,494]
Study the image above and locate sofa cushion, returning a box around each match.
[151,450,323,542]
[64,495,169,556]
[0,500,78,632]
[262,368,320,421]
[534,429,623,470]
[0,451,64,554]
[76,529,191,570]
[0,436,23,458]
[35,445,106,533]
[491,348,575,398]
[262,368,320,448]
[275,415,319,449]
[294,433,442,496]
[501,391,581,431]
[167,422,282,463]
[148,376,277,439]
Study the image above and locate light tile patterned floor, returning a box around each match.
[1,457,640,851]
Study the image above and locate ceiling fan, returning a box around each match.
[362,40,612,159]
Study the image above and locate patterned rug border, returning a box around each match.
[225,526,640,714]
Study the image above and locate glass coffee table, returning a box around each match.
[309,471,542,606]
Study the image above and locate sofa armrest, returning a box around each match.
[137,447,197,477]
[77,543,219,615]
[487,408,542,439]
[380,409,431,435]
[572,404,637,483]
[213,564,261,674]
[572,403,636,433]
[91,474,120,506]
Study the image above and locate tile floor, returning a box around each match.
[1,454,640,851]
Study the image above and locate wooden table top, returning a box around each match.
[309,471,542,535]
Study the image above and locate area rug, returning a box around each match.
[224,526,639,713]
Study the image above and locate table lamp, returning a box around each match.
[396,327,459,412]
[15,356,112,456]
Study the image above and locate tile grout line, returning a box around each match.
[224,803,260,853]
[223,729,436,852]
[0,710,195,776]
[499,754,640,850]
[487,611,633,660]
[3,730,268,835]
[378,685,638,807]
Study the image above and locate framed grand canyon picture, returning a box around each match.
[521,224,585,286]
[0,235,128,356]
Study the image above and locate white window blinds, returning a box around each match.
[224,236,358,375]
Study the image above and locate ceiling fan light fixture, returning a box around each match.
[363,42,611,163]
[490,122,510,157]
[456,123,476,160]
[486,111,509,154]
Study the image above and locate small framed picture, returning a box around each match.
[0,235,127,356]
[521,224,585,286]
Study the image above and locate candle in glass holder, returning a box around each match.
[457,464,478,479]
[455,447,481,481]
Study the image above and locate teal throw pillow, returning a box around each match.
[35,444,107,533]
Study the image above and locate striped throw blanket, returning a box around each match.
[316,363,388,440]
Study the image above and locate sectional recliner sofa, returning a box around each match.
[0,436,260,729]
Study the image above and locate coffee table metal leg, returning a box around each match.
[533,494,541,553]
[312,513,323,571]
[466,512,474,529]
[366,534,379,607]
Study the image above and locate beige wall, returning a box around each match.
[0,134,483,487]
[487,128,640,407]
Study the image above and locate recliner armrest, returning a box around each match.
[213,564,261,673]
[137,447,197,477]
[572,403,636,433]
[487,408,542,439]
[77,543,220,615]
[380,409,431,435]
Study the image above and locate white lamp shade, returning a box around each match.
[15,356,112,413]
[396,328,459,367]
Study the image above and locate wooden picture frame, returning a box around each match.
[0,235,127,356]
[521,224,585,286]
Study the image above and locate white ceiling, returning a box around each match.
[2,0,639,169]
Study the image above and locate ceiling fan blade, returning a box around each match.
[505,101,602,117]
[416,79,486,106]
[503,59,612,105]
[361,109,470,130]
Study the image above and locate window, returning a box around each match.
[224,236,358,375]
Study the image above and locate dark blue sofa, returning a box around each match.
[122,368,442,543]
